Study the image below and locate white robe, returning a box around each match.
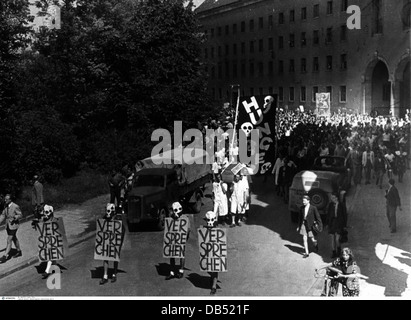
[213,182,228,217]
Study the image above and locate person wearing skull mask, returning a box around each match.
[165,201,190,280]
[203,211,219,295]
[32,205,58,279]
[100,203,124,285]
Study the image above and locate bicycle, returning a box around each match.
[314,267,341,296]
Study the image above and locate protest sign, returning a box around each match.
[163,216,190,259]
[37,218,68,262]
[316,92,331,117]
[94,219,123,262]
[198,227,227,272]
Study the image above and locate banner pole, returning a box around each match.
[230,86,240,160]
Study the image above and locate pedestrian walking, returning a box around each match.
[297,195,322,258]
[316,247,368,297]
[327,193,347,258]
[238,171,250,222]
[212,173,228,226]
[31,175,44,218]
[374,151,386,189]
[347,143,362,186]
[229,174,246,227]
[362,145,374,184]
[0,194,23,263]
[108,169,125,207]
[385,178,402,233]
[203,211,219,295]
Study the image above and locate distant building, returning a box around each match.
[196,0,410,117]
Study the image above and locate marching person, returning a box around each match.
[229,174,246,227]
[203,211,219,295]
[0,194,23,263]
[374,151,386,189]
[297,195,322,258]
[362,145,374,185]
[327,193,347,258]
[31,175,44,218]
[385,178,402,233]
[212,173,228,226]
[165,202,190,280]
[238,170,250,222]
[108,169,126,207]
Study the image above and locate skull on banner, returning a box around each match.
[171,201,183,219]
[241,122,253,137]
[204,211,217,228]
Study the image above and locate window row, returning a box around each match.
[206,55,348,79]
[204,27,347,59]
[210,85,347,103]
[205,0,349,37]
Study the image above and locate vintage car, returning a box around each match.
[288,156,349,224]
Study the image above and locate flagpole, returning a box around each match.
[230,85,240,162]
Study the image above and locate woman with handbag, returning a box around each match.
[327,193,347,258]
[297,195,323,258]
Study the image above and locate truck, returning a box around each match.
[126,148,212,230]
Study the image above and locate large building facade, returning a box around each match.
[196,0,410,117]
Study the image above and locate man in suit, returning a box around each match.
[297,195,323,258]
[0,194,23,263]
[385,179,402,233]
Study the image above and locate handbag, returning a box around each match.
[313,220,323,233]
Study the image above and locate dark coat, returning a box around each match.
[327,201,347,234]
[298,204,322,232]
[385,185,401,207]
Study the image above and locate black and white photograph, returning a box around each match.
[0,0,410,302]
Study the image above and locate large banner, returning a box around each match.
[37,218,68,262]
[316,92,331,117]
[198,227,227,272]
[94,219,123,262]
[237,95,277,175]
[163,216,190,259]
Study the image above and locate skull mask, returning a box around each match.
[241,122,253,137]
[171,202,183,219]
[42,205,54,221]
[105,203,116,220]
[204,211,217,228]
[263,96,274,113]
[260,162,272,175]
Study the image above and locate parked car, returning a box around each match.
[288,156,349,224]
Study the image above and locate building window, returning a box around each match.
[279,87,284,101]
[383,83,390,101]
[312,86,319,102]
[219,88,222,99]
[211,66,215,79]
[340,25,347,41]
[211,47,215,58]
[225,44,229,56]
[313,30,319,45]
[313,57,319,72]
[301,58,307,73]
[233,43,237,56]
[241,21,245,32]
[327,1,333,14]
[301,86,306,102]
[290,9,295,22]
[326,55,333,70]
[204,48,208,59]
[211,28,214,37]
[250,87,254,96]
[268,61,274,76]
[268,15,273,29]
[249,19,254,32]
[279,12,284,24]
[279,36,284,49]
[225,25,229,35]
[301,32,307,46]
[259,17,264,29]
[301,7,307,20]
[268,37,273,50]
[233,23,237,34]
[217,27,222,36]
[341,0,348,11]
[233,62,238,78]
[289,59,295,73]
[340,85,347,102]
[241,61,246,77]
[259,62,264,76]
[326,27,333,43]
[326,86,333,101]
[259,39,264,52]
[225,61,229,78]
[372,0,383,34]
[250,62,254,77]
[289,87,295,102]
[241,42,245,54]
[279,60,284,74]
[218,46,222,57]
[313,4,320,18]
[289,33,295,47]
[250,40,254,53]
[340,54,347,70]
[404,0,411,30]
[218,63,222,79]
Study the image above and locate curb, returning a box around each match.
[0,230,96,281]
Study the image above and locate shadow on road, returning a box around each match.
[89,266,126,279]
[186,272,220,290]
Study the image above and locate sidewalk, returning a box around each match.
[308,169,411,298]
[0,194,109,280]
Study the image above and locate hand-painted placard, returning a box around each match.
[198,227,227,272]
[37,218,68,262]
[94,219,123,262]
[163,216,190,258]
